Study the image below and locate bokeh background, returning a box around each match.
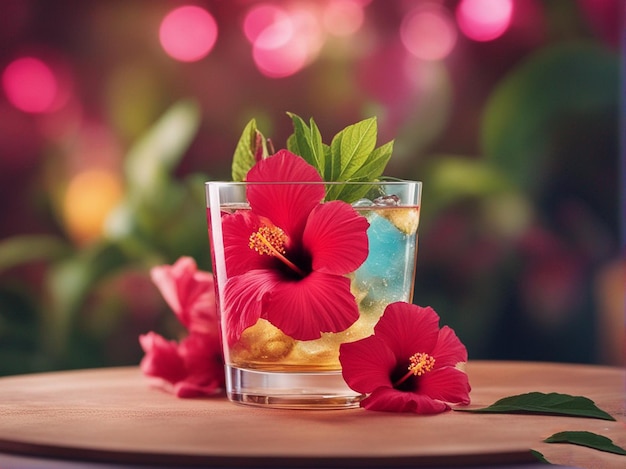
[0,0,623,376]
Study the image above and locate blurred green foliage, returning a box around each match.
[0,100,210,373]
[416,42,619,364]
[483,42,619,192]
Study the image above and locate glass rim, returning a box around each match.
[205,179,422,187]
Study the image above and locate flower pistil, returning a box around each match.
[249,225,305,277]
[394,352,435,387]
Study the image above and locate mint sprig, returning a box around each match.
[231,113,394,203]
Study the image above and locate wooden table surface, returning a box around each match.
[0,361,623,468]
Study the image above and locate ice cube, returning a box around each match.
[372,194,400,206]
[353,198,374,207]
[353,213,415,302]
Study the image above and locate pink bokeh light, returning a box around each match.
[243,4,289,43]
[2,56,58,113]
[159,6,218,62]
[322,0,365,37]
[251,8,323,78]
[456,0,514,42]
[400,5,457,61]
[252,21,309,78]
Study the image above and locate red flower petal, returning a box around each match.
[185,281,219,335]
[222,210,272,277]
[303,200,369,275]
[339,336,396,393]
[139,332,186,384]
[338,302,471,413]
[431,326,469,368]
[246,151,325,239]
[246,149,323,184]
[139,331,225,398]
[361,386,450,414]
[179,333,223,373]
[174,333,224,397]
[151,257,201,322]
[223,269,282,345]
[150,257,218,334]
[150,262,185,315]
[374,303,441,361]
[174,381,220,398]
[263,272,360,340]
[419,367,471,405]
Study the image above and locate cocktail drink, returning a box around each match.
[206,180,421,408]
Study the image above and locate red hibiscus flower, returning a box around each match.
[139,331,224,397]
[339,302,471,414]
[220,150,370,345]
[139,256,224,397]
[150,256,218,335]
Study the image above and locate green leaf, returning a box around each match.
[324,177,371,206]
[330,117,377,182]
[286,113,325,174]
[350,139,394,181]
[105,100,200,242]
[44,241,131,357]
[324,141,393,203]
[529,449,550,464]
[0,235,71,272]
[420,156,515,220]
[124,99,201,201]
[545,431,626,456]
[457,392,615,421]
[264,113,394,203]
[232,118,268,181]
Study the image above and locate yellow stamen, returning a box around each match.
[249,225,305,277]
[408,352,436,376]
[393,352,435,387]
[249,226,287,256]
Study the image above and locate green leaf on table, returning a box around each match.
[232,118,269,181]
[529,449,550,464]
[544,431,626,456]
[457,392,615,421]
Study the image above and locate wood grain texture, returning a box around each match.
[0,361,623,467]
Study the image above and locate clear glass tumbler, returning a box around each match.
[206,180,422,409]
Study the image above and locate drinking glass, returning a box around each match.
[206,180,422,409]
